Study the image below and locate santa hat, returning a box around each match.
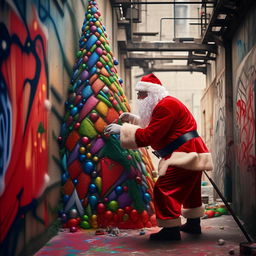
[135,73,164,92]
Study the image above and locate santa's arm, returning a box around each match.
[120,104,175,149]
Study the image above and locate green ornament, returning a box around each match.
[216,207,228,215]
[82,215,89,221]
[80,220,91,229]
[107,200,118,212]
[77,51,83,58]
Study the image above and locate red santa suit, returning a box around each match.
[120,74,213,228]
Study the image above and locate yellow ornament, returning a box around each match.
[79,147,86,154]
[95,177,102,192]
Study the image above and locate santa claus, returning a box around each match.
[104,73,213,241]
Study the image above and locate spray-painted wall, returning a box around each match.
[0,1,124,255]
[231,6,256,237]
[202,5,256,238]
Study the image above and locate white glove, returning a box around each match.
[119,112,140,125]
[104,123,121,135]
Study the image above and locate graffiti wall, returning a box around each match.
[233,46,256,235]
[212,72,226,194]
[232,6,256,236]
[0,0,89,255]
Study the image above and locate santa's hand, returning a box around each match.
[119,112,140,124]
[104,123,121,135]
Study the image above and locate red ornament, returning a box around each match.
[67,218,79,228]
[141,210,149,224]
[96,62,103,68]
[74,122,81,129]
[90,112,99,122]
[123,186,128,192]
[97,203,105,214]
[130,209,139,222]
[205,210,215,218]
[124,206,132,213]
[104,210,113,221]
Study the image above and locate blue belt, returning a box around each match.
[152,130,199,158]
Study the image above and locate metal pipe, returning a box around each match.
[113,1,215,5]
[160,17,200,40]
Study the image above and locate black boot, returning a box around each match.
[180,218,201,234]
[149,227,181,241]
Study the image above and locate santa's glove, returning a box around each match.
[119,112,140,125]
[104,123,121,135]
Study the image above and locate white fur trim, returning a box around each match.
[158,152,214,176]
[157,217,181,227]
[120,123,140,149]
[135,81,169,95]
[182,205,205,218]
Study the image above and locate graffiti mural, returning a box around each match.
[212,73,226,193]
[235,47,256,174]
[0,0,87,254]
[0,4,49,244]
[233,45,256,229]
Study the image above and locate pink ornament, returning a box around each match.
[81,136,90,145]
[83,56,88,62]
[90,25,97,32]
[112,99,118,106]
[95,47,103,55]
[70,226,77,233]
[96,40,101,46]
[136,176,142,184]
[127,155,132,160]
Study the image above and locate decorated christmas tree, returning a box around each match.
[58,0,157,232]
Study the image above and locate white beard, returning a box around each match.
[137,89,169,128]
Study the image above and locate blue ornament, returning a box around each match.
[89,195,97,208]
[79,154,86,162]
[143,193,151,203]
[61,173,68,183]
[114,59,119,65]
[70,107,78,116]
[73,178,78,185]
[63,195,69,203]
[61,212,67,223]
[78,102,84,109]
[89,184,97,193]
[83,160,95,174]
[119,78,123,84]
[115,185,123,195]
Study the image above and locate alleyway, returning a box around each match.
[35,215,245,256]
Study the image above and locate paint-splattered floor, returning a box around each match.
[35,215,246,256]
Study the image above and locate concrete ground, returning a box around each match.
[35,215,248,256]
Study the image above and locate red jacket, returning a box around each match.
[120,96,213,176]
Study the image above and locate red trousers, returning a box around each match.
[153,167,202,223]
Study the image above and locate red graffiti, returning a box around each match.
[0,9,48,242]
[236,83,256,171]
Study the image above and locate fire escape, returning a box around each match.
[110,0,256,75]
